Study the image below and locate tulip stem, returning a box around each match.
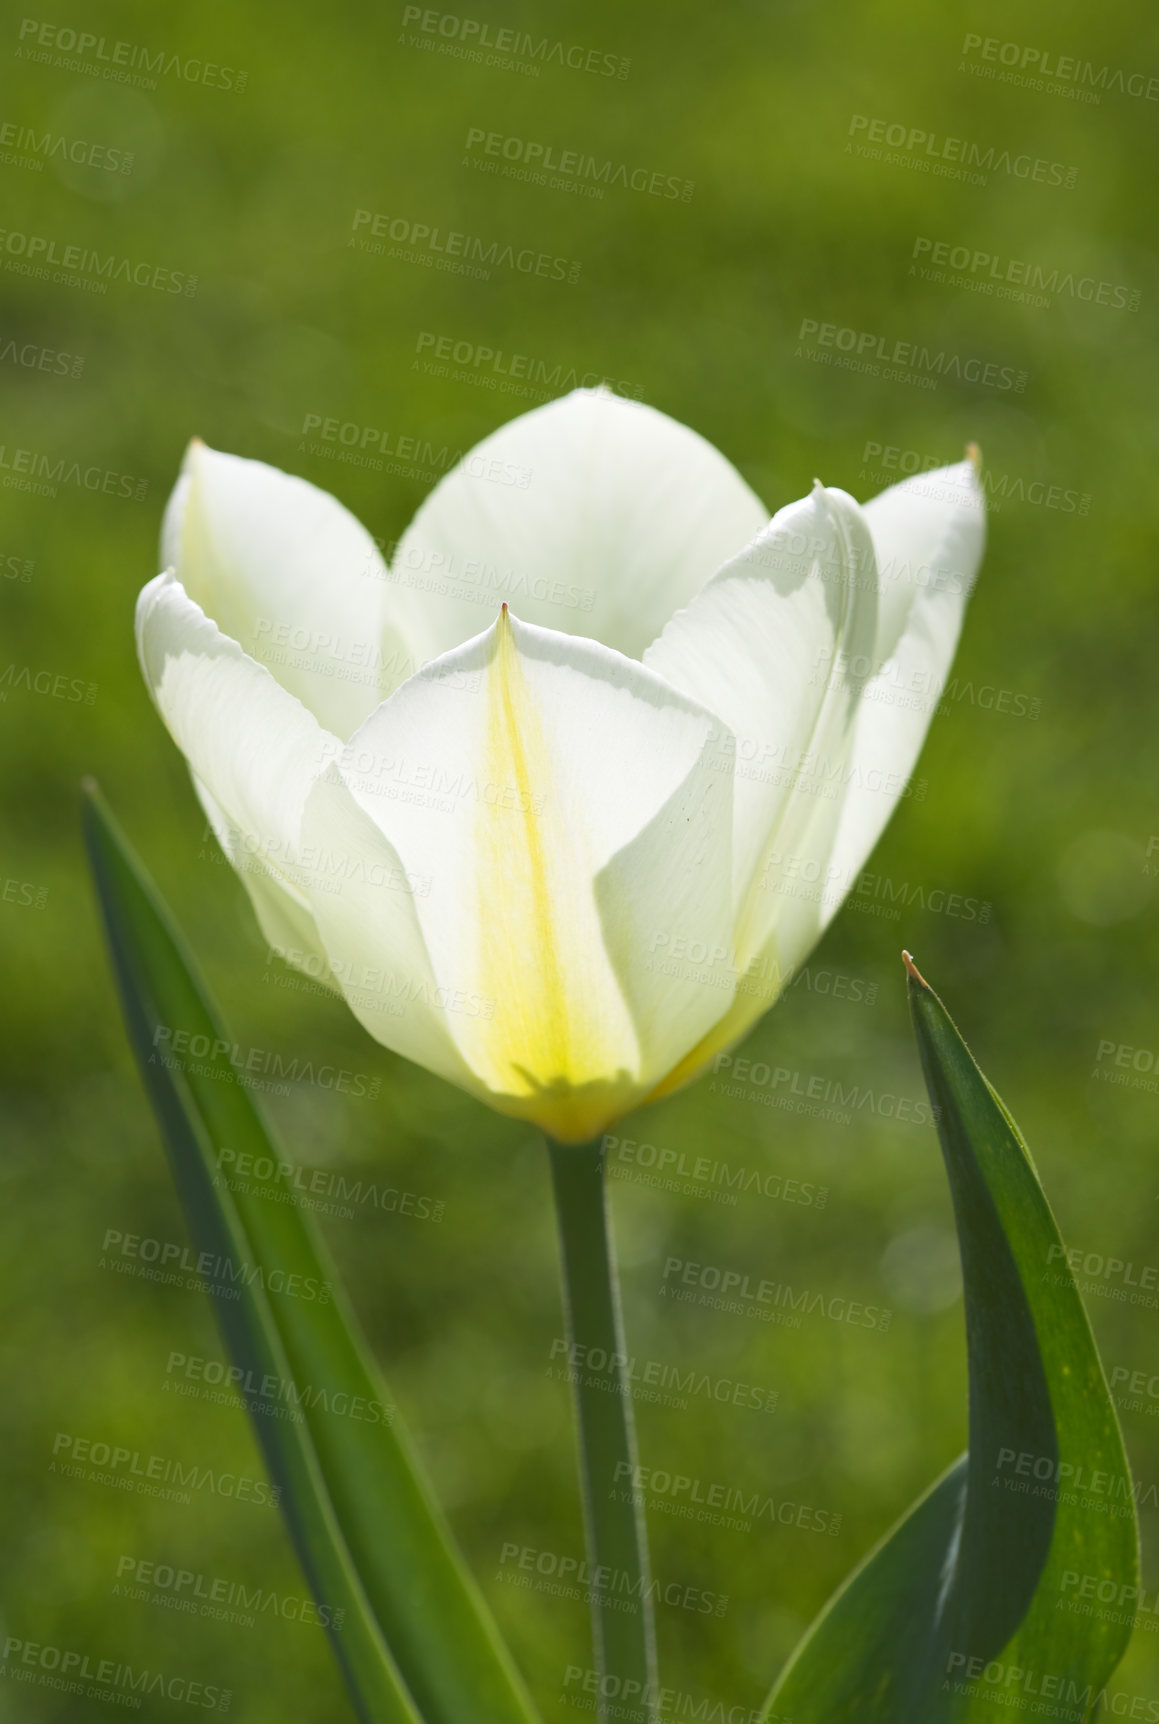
[547,1136,657,1724]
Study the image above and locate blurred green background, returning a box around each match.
[2,0,1158,1715]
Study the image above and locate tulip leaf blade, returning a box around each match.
[761,959,1138,1722]
[83,782,541,1724]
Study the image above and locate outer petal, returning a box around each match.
[818,455,985,921]
[390,388,768,662]
[163,441,433,737]
[136,571,338,975]
[649,460,984,1100]
[644,482,879,965]
[193,775,341,992]
[311,609,736,1141]
[299,769,483,1093]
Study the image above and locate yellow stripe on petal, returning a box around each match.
[469,608,635,1131]
[482,606,569,1078]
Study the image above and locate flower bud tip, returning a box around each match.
[965,442,982,473]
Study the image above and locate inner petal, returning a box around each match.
[389,389,769,662]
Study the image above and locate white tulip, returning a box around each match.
[137,389,985,1142]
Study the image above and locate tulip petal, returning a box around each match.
[193,776,341,991]
[136,571,337,973]
[317,609,735,1140]
[644,483,879,961]
[390,388,768,662]
[864,453,985,675]
[819,456,985,922]
[163,441,432,737]
[297,769,483,1096]
[647,461,984,1099]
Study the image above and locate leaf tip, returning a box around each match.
[902,949,930,989]
[79,777,113,848]
[79,777,106,844]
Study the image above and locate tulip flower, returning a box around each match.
[137,389,985,1145]
[134,386,987,1710]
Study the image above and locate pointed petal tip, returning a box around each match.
[966,442,982,474]
[178,436,209,483]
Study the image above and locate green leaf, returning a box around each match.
[83,782,541,1724]
[763,956,1139,1723]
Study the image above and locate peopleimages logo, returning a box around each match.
[612,1460,842,1537]
[350,209,581,283]
[497,1542,729,1617]
[1060,1567,1159,1625]
[399,8,630,79]
[0,663,97,703]
[911,236,1141,311]
[463,127,693,200]
[100,1225,336,1306]
[860,441,1091,518]
[0,1636,231,1710]
[114,1553,344,1632]
[661,1254,893,1333]
[959,33,1159,104]
[297,409,531,487]
[1045,1241,1159,1295]
[0,226,197,295]
[150,1023,381,1100]
[795,317,1027,393]
[561,1665,782,1723]
[414,329,644,405]
[847,114,1077,188]
[165,1349,393,1428]
[0,443,147,501]
[15,18,248,93]
[0,120,134,173]
[0,335,84,377]
[51,1430,281,1509]
[603,1133,829,1210]
[944,1649,1159,1719]
[547,1336,779,1413]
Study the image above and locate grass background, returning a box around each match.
[2,0,1158,1715]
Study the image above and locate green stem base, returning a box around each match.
[548,1136,657,1723]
